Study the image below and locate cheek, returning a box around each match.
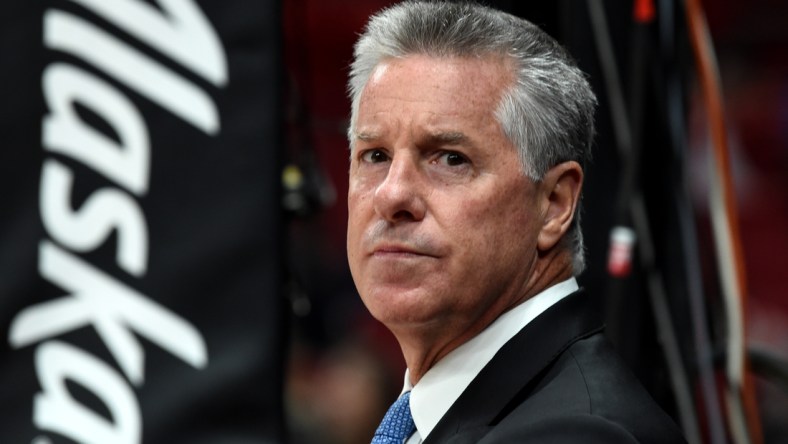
[453,191,533,260]
[346,197,362,252]
[347,171,378,213]
[346,185,374,271]
[347,189,371,231]
[458,188,523,228]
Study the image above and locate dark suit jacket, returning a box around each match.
[423,290,688,444]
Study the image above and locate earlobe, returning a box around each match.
[537,161,583,252]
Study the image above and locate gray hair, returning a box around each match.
[348,1,597,274]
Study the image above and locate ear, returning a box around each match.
[537,161,583,252]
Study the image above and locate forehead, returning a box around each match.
[355,54,514,139]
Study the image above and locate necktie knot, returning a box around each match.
[371,391,416,444]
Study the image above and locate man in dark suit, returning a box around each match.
[345,2,687,443]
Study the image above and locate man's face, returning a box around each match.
[347,55,545,338]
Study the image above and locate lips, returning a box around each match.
[371,243,437,258]
[373,244,424,255]
[362,223,443,259]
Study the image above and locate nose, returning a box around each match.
[373,154,426,223]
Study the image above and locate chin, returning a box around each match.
[365,290,446,329]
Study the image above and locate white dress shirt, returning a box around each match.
[402,277,579,443]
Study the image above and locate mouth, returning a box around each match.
[371,244,437,258]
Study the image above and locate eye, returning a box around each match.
[437,151,468,166]
[360,149,389,163]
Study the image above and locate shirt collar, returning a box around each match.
[403,277,579,441]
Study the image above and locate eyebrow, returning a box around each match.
[426,131,469,145]
[355,130,381,142]
[353,129,471,146]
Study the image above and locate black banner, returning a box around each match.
[0,1,284,442]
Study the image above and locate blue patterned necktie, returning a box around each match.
[371,391,416,444]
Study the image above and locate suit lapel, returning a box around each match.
[423,290,602,443]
